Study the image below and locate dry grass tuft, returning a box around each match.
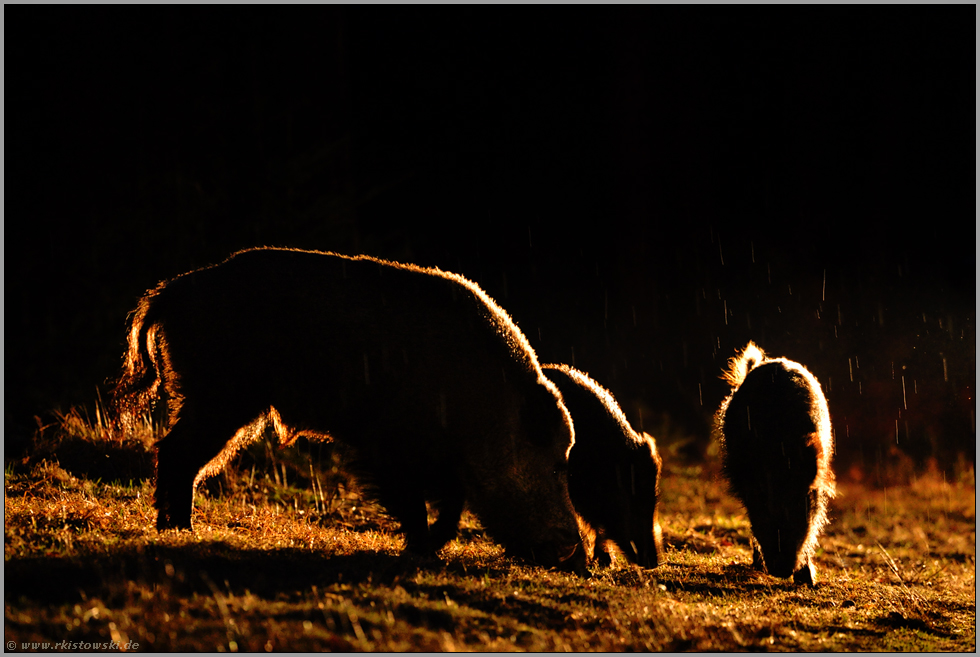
[4,406,975,651]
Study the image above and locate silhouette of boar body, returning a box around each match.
[113,247,585,573]
[542,364,663,569]
[713,342,836,585]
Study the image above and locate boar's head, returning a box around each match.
[603,431,664,569]
[463,378,586,575]
[737,431,822,579]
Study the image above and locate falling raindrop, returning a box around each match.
[822,269,826,301]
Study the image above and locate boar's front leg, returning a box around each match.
[593,531,614,568]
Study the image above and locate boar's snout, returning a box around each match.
[518,531,588,576]
[755,529,806,579]
[765,555,799,579]
[626,513,664,569]
[554,540,589,577]
[633,535,661,570]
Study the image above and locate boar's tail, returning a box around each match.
[720,341,767,388]
[111,288,166,432]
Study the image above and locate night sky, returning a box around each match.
[7,7,975,479]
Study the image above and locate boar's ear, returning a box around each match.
[640,432,662,468]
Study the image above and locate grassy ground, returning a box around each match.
[4,408,976,651]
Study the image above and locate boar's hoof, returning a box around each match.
[793,560,817,586]
[404,540,453,560]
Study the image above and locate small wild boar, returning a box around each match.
[113,247,586,573]
[713,342,836,585]
[542,364,664,569]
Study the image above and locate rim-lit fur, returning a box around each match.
[713,342,836,582]
[111,247,586,573]
[543,363,664,569]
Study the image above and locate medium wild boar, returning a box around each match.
[113,247,586,573]
[713,342,836,585]
[542,364,663,569]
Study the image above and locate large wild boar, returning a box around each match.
[112,247,586,573]
[542,364,663,569]
[713,342,836,585]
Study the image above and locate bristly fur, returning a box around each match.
[109,247,587,573]
[713,341,836,583]
[719,341,766,388]
[542,363,664,569]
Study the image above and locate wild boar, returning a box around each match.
[112,247,586,573]
[713,342,836,585]
[542,364,664,569]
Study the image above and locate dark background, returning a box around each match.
[7,7,975,482]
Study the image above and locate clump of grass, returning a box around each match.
[4,404,975,651]
[13,397,157,487]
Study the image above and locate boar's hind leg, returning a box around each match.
[154,411,240,531]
